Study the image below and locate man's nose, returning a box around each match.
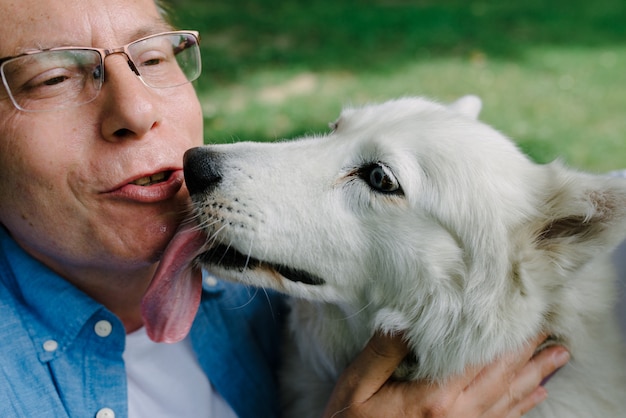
[98,54,160,141]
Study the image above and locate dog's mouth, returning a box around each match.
[198,244,326,286]
[141,223,325,345]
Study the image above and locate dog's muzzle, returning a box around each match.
[182,146,327,287]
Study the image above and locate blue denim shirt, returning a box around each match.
[0,227,285,418]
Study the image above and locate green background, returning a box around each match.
[170,0,626,172]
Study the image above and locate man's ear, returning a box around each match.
[447,95,482,120]
[533,164,626,270]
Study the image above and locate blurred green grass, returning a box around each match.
[169,0,626,172]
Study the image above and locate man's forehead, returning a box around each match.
[17,24,174,53]
[0,0,170,55]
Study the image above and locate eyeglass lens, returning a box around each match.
[2,49,103,111]
[1,32,200,112]
[128,32,200,89]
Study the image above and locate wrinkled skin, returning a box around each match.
[0,0,203,331]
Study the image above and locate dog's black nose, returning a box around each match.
[183,147,222,196]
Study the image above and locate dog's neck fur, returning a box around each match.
[287,251,620,386]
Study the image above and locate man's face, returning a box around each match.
[0,0,204,278]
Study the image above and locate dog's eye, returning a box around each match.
[362,163,402,194]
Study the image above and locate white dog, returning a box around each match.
[145,96,626,417]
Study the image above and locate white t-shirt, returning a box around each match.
[123,327,238,418]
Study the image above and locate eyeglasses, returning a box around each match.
[0,30,201,112]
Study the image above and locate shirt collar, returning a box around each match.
[0,227,108,362]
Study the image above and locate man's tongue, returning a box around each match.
[141,223,206,343]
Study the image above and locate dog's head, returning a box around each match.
[181,97,501,301]
[144,96,626,373]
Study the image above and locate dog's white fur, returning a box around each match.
[188,96,626,417]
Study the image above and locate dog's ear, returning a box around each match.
[533,166,626,270]
[447,95,482,120]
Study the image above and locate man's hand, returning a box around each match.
[323,332,570,418]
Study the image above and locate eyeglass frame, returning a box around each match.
[0,30,201,112]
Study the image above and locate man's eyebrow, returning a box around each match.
[129,20,177,40]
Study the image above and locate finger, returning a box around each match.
[460,333,549,410]
[340,331,410,403]
[516,344,570,392]
[487,344,570,417]
[504,386,548,418]
[508,345,570,404]
[322,332,410,417]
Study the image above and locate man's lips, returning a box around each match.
[105,169,185,203]
[131,171,170,186]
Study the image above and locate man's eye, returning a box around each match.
[142,58,163,66]
[23,68,75,90]
[42,75,69,86]
[16,67,86,100]
[136,50,171,67]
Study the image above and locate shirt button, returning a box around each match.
[95,407,115,418]
[94,320,113,337]
[204,276,218,287]
[43,340,58,352]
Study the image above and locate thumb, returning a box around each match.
[324,331,409,413]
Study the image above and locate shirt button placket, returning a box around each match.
[94,320,115,418]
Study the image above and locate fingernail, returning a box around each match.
[541,349,570,386]
[554,349,570,367]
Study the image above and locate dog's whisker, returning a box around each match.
[243,236,256,271]
[177,204,196,220]
[224,285,260,311]
[178,213,201,228]
[339,300,373,321]
[195,214,219,230]
[206,223,228,247]
[259,287,277,320]
[215,241,233,267]
[197,220,220,235]
[241,236,279,318]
